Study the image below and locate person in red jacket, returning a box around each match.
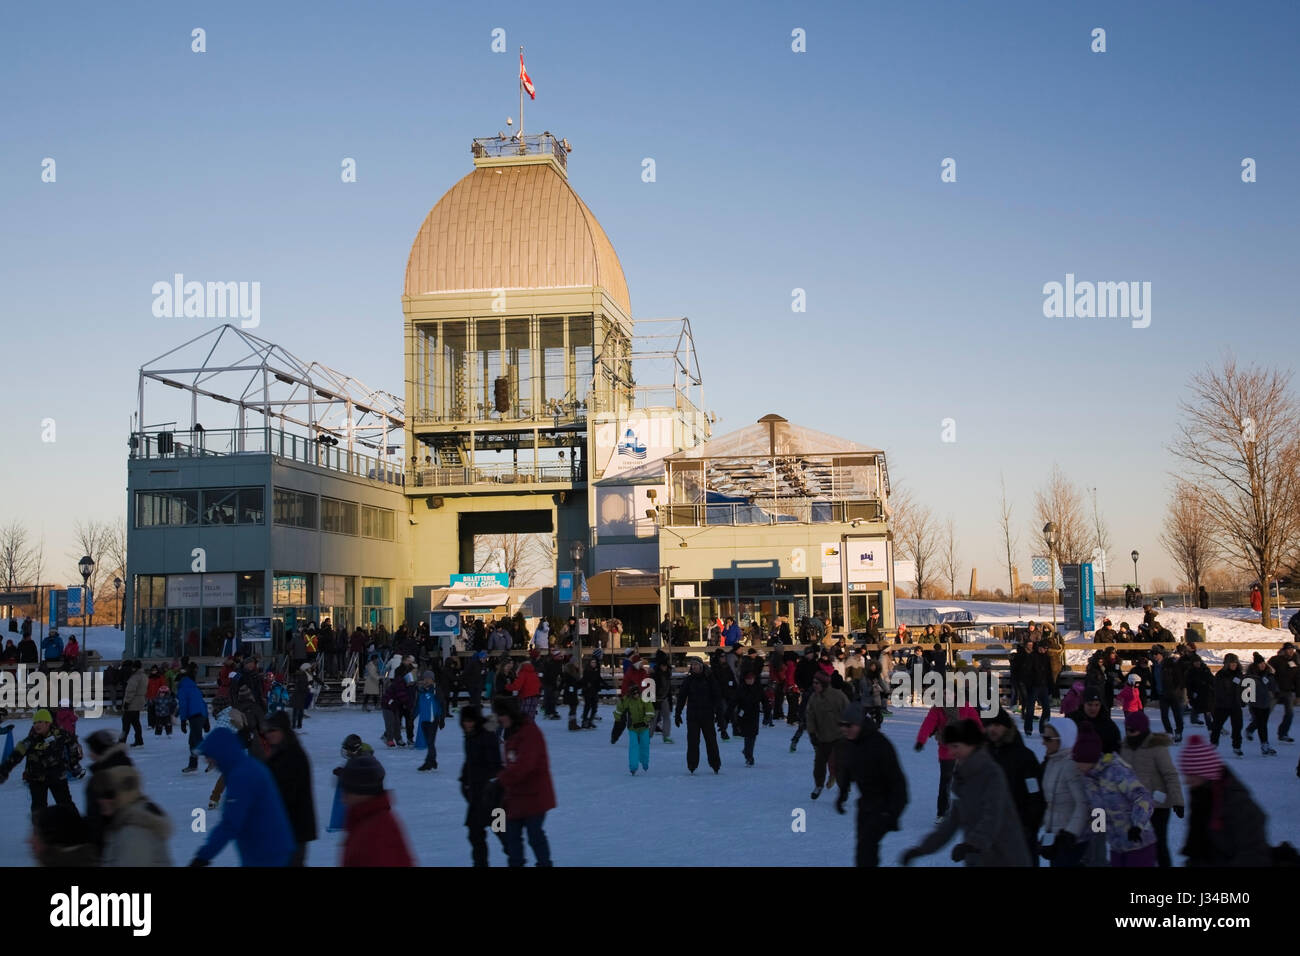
[492,696,555,867]
[507,660,543,722]
[144,666,167,731]
[338,755,415,867]
[915,705,983,821]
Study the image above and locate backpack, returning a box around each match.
[267,683,290,715]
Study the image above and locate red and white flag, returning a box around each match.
[519,53,535,100]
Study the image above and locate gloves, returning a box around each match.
[900,847,922,866]
[914,741,924,752]
[951,843,974,863]
[1127,826,1142,843]
[674,715,682,727]
[1173,805,1185,819]
[188,857,209,867]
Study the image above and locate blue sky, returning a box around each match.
[2,0,1297,591]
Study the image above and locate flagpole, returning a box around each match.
[519,45,525,143]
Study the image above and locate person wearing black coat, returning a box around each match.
[458,704,506,867]
[711,649,738,740]
[1197,586,1209,610]
[289,668,309,730]
[17,634,38,664]
[1009,643,1033,712]
[1153,649,1186,740]
[262,713,316,866]
[462,653,484,707]
[985,710,1046,865]
[835,702,908,867]
[580,658,602,728]
[732,672,770,766]
[1023,645,1053,737]
[1211,654,1245,754]
[674,659,722,773]
[1065,689,1122,754]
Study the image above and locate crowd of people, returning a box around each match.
[4,603,1299,870]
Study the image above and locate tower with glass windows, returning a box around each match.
[402,133,634,584]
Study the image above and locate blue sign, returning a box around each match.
[67,587,82,617]
[1080,562,1095,632]
[617,428,647,460]
[49,590,69,629]
[557,573,574,603]
[450,573,510,589]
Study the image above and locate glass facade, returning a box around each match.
[135,488,265,528]
[273,488,318,528]
[132,570,265,658]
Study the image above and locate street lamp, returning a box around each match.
[78,555,95,660]
[1043,523,1057,632]
[569,540,584,662]
[1131,550,1140,592]
[114,576,123,631]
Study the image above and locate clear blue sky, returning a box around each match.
[3,0,1297,591]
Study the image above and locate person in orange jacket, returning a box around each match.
[507,659,542,721]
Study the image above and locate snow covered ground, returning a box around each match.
[2,698,1297,867]
[898,599,1298,666]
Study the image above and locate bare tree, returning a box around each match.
[101,519,128,628]
[893,487,941,599]
[1171,358,1300,628]
[997,473,1019,599]
[0,520,39,617]
[475,533,553,588]
[1089,488,1113,606]
[70,518,111,614]
[1034,465,1090,564]
[1158,481,1219,600]
[940,516,961,598]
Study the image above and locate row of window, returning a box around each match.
[136,488,265,528]
[136,486,397,541]
[273,488,394,540]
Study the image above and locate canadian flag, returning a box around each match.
[520,53,535,100]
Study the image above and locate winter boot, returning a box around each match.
[1280,734,1295,742]
[1233,747,1244,757]
[568,718,581,731]
[1246,727,1255,741]
[810,786,823,800]
[720,729,730,741]
[1262,745,1277,756]
[417,759,437,771]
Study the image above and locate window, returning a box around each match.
[321,497,358,535]
[361,505,395,540]
[274,488,318,529]
[199,488,264,525]
[135,490,198,527]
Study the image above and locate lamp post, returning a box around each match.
[114,576,123,631]
[1131,550,1140,591]
[569,540,584,662]
[1043,523,1057,632]
[78,555,95,659]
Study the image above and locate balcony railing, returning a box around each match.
[130,427,404,487]
[658,499,883,527]
[411,462,583,488]
[471,132,568,171]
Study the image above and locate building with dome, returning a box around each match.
[120,132,892,660]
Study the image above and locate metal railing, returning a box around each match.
[130,427,403,487]
[658,499,883,527]
[411,461,583,487]
[471,132,568,171]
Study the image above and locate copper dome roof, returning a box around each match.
[404,160,631,316]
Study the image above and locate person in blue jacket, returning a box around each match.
[189,727,293,867]
[41,631,64,671]
[176,663,209,773]
[415,670,444,772]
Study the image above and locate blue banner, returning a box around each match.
[1080,562,1095,632]
[557,573,574,604]
[67,587,82,617]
